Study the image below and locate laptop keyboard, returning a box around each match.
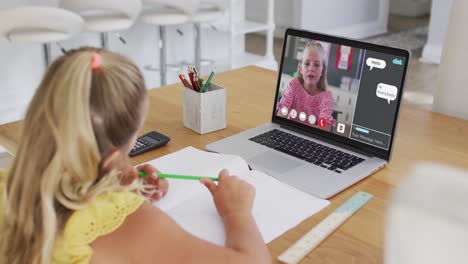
[249,129,365,173]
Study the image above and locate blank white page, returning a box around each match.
[244,170,330,243]
[146,147,249,211]
[143,147,330,245]
[161,156,330,245]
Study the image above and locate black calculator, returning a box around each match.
[129,131,171,157]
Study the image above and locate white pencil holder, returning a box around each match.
[183,83,226,134]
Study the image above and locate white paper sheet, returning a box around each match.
[145,147,330,245]
[147,147,248,211]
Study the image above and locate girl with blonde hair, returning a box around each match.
[0,47,270,264]
[277,41,335,129]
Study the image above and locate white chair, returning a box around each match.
[140,0,193,86]
[0,6,84,67]
[191,1,225,70]
[385,162,468,264]
[60,0,142,49]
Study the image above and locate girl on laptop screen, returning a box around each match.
[277,41,335,131]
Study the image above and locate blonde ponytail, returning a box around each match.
[0,47,148,263]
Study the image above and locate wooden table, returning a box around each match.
[1,66,468,263]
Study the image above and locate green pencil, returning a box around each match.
[202,69,215,92]
[138,171,219,181]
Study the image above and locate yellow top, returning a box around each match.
[0,168,145,264]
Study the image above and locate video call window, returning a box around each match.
[276,36,405,150]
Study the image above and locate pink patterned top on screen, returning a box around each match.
[277,77,336,126]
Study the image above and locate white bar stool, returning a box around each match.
[191,1,225,70]
[60,0,142,49]
[0,6,84,67]
[140,0,192,86]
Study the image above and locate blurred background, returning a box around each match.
[0,0,461,126]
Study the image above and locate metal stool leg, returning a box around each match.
[100,32,109,49]
[43,43,51,68]
[181,23,214,70]
[144,26,180,85]
[194,23,201,70]
[159,26,167,86]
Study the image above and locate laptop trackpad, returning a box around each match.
[250,151,301,173]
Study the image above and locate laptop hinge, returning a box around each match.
[280,124,373,157]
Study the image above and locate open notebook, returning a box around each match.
[145,147,330,245]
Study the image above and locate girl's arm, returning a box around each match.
[93,202,271,264]
[91,173,271,264]
[319,91,336,127]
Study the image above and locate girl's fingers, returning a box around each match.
[135,164,162,180]
[150,190,163,202]
[157,178,169,196]
[200,178,217,195]
[218,169,230,182]
[129,167,138,180]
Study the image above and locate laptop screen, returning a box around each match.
[273,29,409,160]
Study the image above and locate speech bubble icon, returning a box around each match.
[366,58,386,71]
[376,83,398,104]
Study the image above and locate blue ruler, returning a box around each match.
[278,191,374,264]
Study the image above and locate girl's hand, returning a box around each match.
[200,169,255,219]
[135,164,169,202]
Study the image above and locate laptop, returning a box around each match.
[206,28,410,199]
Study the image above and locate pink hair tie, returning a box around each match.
[91,52,102,71]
